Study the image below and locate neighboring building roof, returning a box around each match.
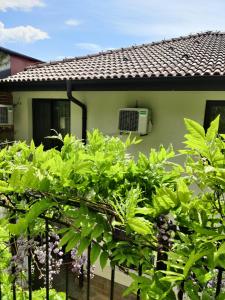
[0,46,42,63]
[2,31,225,84]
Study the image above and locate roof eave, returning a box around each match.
[1,75,225,92]
[0,46,42,63]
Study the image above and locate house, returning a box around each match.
[0,47,42,142]
[0,46,42,79]
[0,31,225,154]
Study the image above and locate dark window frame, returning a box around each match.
[32,98,71,149]
[204,100,225,133]
[32,98,71,129]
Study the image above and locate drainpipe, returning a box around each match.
[66,80,87,144]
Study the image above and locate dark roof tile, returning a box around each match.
[2,31,225,84]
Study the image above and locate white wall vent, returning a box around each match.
[119,108,150,135]
[0,105,13,125]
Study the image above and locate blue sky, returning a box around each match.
[1,0,225,61]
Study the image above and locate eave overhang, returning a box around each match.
[1,75,225,92]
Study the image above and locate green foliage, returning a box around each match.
[1,120,225,299]
[0,219,11,282]
[1,286,66,300]
[90,243,101,264]
[9,198,56,235]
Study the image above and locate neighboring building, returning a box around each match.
[0,31,225,155]
[0,47,42,142]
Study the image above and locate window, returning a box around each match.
[32,99,70,149]
[0,106,8,124]
[204,100,225,133]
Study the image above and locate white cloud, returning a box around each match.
[0,0,44,11]
[75,43,115,53]
[0,22,49,43]
[65,19,81,27]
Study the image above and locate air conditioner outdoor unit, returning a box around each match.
[0,105,13,126]
[118,108,150,135]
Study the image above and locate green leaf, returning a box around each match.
[9,198,56,235]
[9,169,21,189]
[81,223,93,237]
[8,218,28,235]
[128,217,153,235]
[214,241,225,268]
[77,238,90,255]
[217,292,225,300]
[153,188,178,216]
[26,198,56,224]
[184,280,200,300]
[0,180,12,192]
[202,291,212,300]
[91,224,104,239]
[192,223,218,236]
[193,269,212,285]
[176,179,190,203]
[184,118,205,140]
[160,275,184,283]
[206,115,220,141]
[65,233,81,252]
[100,251,109,269]
[160,270,184,282]
[183,250,209,278]
[215,241,225,257]
[134,207,155,216]
[57,228,70,234]
[59,230,75,248]
[90,243,101,264]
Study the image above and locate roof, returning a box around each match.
[0,46,42,63]
[2,31,225,84]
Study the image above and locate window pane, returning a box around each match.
[204,101,225,133]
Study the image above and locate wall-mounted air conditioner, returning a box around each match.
[0,105,13,125]
[118,108,150,135]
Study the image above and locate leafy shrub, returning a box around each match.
[0,118,225,299]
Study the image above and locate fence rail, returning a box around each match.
[0,196,141,300]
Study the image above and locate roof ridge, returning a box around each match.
[26,30,223,71]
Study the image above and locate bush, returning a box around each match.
[0,118,225,299]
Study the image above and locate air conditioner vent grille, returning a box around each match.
[119,110,139,131]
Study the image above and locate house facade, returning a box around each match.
[11,89,218,155]
[1,31,225,156]
[0,46,42,79]
[0,47,41,142]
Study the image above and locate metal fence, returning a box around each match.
[0,196,142,300]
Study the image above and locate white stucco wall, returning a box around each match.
[12,90,225,154]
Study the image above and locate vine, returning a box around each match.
[0,118,225,299]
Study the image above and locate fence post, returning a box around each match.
[87,245,91,300]
[45,219,49,300]
[110,266,115,300]
[137,264,142,300]
[65,253,69,300]
[9,215,17,300]
[216,268,223,297]
[27,231,32,300]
